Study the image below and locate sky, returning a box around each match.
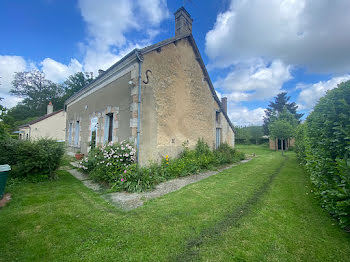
[1,0,350,126]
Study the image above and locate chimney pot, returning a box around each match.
[221,97,227,114]
[98,69,105,76]
[174,7,193,36]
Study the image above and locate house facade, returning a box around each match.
[65,7,235,165]
[18,102,66,141]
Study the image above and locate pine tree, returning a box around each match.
[263,92,303,135]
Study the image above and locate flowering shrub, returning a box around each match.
[80,139,245,193]
[80,141,136,184]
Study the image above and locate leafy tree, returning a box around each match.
[269,119,295,155]
[63,72,93,98]
[263,92,303,134]
[55,72,93,107]
[0,97,6,119]
[10,70,64,116]
[249,126,264,145]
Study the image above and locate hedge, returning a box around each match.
[295,80,350,230]
[0,138,64,180]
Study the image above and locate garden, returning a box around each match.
[79,139,245,192]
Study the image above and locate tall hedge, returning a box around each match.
[296,81,350,229]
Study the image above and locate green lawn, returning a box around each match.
[0,145,349,261]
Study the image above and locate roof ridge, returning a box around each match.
[19,109,64,127]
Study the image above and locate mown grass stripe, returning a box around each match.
[174,156,288,262]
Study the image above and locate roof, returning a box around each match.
[19,109,64,128]
[64,33,235,133]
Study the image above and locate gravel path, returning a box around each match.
[67,158,252,210]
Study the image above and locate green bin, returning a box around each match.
[0,164,11,199]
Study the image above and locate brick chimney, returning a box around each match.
[174,7,193,36]
[47,101,53,115]
[221,97,227,114]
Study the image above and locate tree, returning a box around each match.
[263,92,303,134]
[10,70,64,116]
[249,126,264,145]
[0,97,6,119]
[59,72,93,104]
[269,119,295,155]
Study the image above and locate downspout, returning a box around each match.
[135,50,143,163]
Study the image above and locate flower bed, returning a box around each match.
[80,139,245,193]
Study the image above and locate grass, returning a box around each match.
[0,145,349,261]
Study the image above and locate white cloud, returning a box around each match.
[0,56,28,108]
[78,0,137,48]
[228,105,265,126]
[0,55,27,93]
[41,58,83,83]
[205,0,350,73]
[297,75,350,110]
[137,0,169,26]
[215,59,292,102]
[78,0,170,73]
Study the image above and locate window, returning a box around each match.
[216,128,221,149]
[19,134,22,140]
[90,117,98,149]
[68,123,73,144]
[26,133,29,140]
[216,111,220,123]
[74,121,80,145]
[104,113,113,143]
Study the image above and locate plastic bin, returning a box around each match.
[0,165,11,199]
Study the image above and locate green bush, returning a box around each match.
[80,141,136,183]
[83,139,245,193]
[0,138,64,179]
[295,80,350,229]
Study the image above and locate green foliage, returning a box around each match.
[80,141,136,182]
[235,126,266,145]
[60,72,93,102]
[10,70,64,116]
[294,124,307,164]
[82,139,245,193]
[269,119,295,140]
[0,122,10,140]
[263,92,303,135]
[3,71,94,132]
[0,138,64,179]
[295,80,350,229]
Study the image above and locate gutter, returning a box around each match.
[135,50,143,163]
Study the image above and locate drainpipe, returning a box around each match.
[135,50,143,163]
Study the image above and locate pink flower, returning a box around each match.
[124,170,127,173]
[121,178,124,182]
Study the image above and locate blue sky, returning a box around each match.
[1,0,350,125]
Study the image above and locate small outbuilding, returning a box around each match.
[269,138,295,151]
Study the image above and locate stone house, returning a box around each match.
[18,102,66,141]
[65,7,235,165]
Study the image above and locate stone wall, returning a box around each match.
[66,71,135,154]
[139,37,235,165]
